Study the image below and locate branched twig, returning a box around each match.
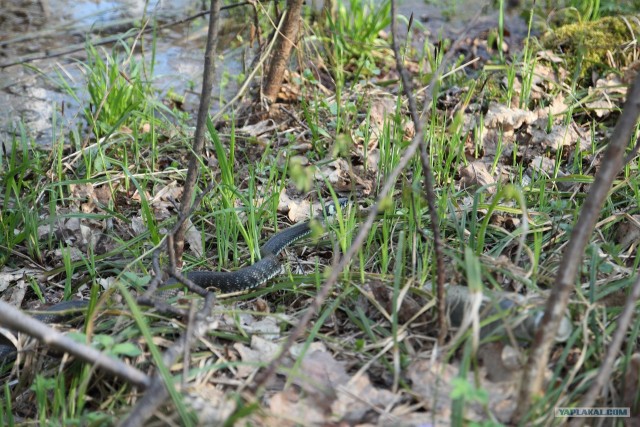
[0,301,150,389]
[142,181,215,299]
[210,11,287,124]
[514,71,640,420]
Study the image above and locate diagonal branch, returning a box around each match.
[0,300,150,389]
[174,0,222,262]
[514,70,640,421]
[389,1,447,344]
[250,19,474,391]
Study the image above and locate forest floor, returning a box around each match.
[1,1,640,425]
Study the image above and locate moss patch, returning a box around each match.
[541,16,639,77]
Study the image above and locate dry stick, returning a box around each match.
[568,273,640,427]
[251,11,475,395]
[120,293,217,427]
[174,0,222,262]
[253,77,441,391]
[0,300,150,389]
[121,3,223,417]
[389,1,447,344]
[514,71,640,420]
[262,0,305,103]
[142,181,216,298]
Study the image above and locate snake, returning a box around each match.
[0,198,348,363]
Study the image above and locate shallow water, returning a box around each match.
[0,0,528,150]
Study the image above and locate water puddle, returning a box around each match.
[0,0,530,149]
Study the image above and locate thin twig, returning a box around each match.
[210,11,287,124]
[0,301,150,389]
[389,0,447,345]
[142,181,215,298]
[119,293,217,427]
[515,70,640,421]
[174,0,222,262]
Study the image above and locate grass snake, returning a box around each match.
[0,198,348,362]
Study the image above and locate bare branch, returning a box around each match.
[389,0,447,344]
[174,0,222,262]
[515,70,640,420]
[0,300,150,389]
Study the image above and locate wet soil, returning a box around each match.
[0,0,530,150]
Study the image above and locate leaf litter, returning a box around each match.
[2,7,640,427]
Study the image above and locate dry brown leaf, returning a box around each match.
[0,268,44,293]
[6,279,27,309]
[357,96,397,150]
[185,385,237,425]
[529,123,588,152]
[184,218,203,257]
[331,374,396,423]
[233,336,281,378]
[528,155,556,177]
[267,389,327,426]
[459,161,496,193]
[70,183,97,213]
[315,158,372,194]
[585,73,627,118]
[241,316,281,340]
[614,215,640,252]
[296,350,350,399]
[277,189,348,222]
[484,102,538,133]
[539,93,568,118]
[536,49,563,63]
[150,181,182,204]
[237,119,278,145]
[364,148,380,174]
[287,199,313,223]
[409,359,519,423]
[93,185,113,206]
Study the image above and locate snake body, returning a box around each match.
[171,219,315,292]
[0,199,347,362]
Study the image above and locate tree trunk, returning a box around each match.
[262,0,305,104]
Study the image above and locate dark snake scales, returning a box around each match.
[0,198,348,362]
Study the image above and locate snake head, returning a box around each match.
[322,197,349,217]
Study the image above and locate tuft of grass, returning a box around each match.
[3,0,640,424]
